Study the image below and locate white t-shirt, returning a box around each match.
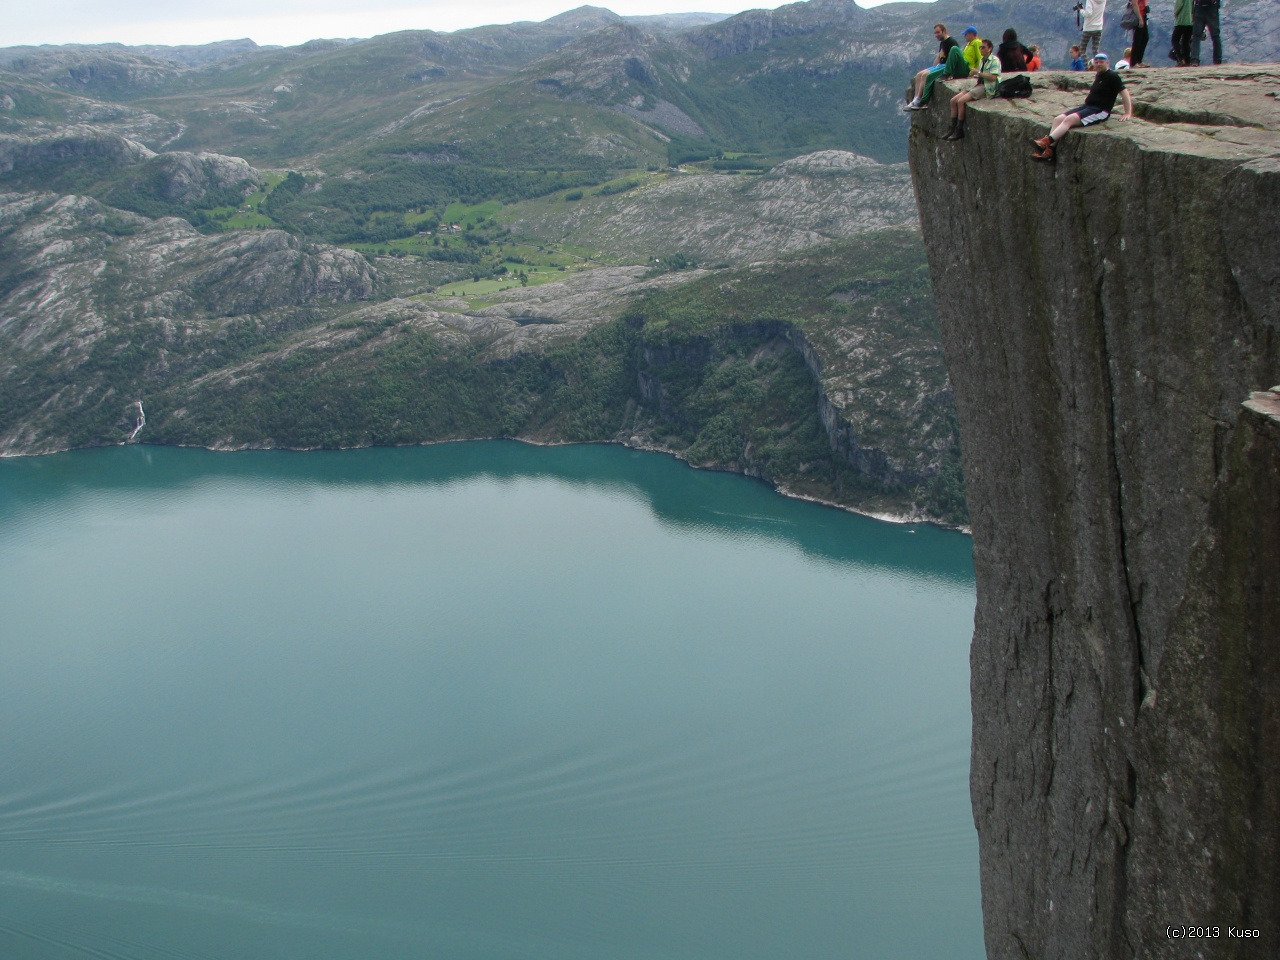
[1083,0,1107,31]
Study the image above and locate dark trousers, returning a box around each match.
[1131,22,1150,64]
[1171,24,1192,63]
[1191,2,1222,63]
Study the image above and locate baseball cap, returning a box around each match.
[1094,52,1109,60]
[963,25,978,35]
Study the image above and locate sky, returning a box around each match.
[7,0,897,50]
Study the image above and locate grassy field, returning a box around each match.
[431,262,570,301]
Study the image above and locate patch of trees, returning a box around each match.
[260,161,609,245]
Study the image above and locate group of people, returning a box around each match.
[902,5,1232,162]
[1173,0,1224,66]
[1081,0,1223,68]
[903,23,1041,113]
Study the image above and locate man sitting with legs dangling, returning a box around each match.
[1030,52,1132,162]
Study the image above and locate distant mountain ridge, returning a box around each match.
[2,0,1278,524]
[4,1,1277,171]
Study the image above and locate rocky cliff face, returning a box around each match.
[909,66,1279,958]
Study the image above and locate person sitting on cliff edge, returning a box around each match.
[945,38,1001,141]
[1030,52,1132,162]
[905,24,972,110]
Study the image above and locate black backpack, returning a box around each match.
[998,75,1034,98]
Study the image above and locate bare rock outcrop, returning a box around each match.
[0,127,155,175]
[510,149,916,265]
[909,65,1279,959]
[139,151,261,204]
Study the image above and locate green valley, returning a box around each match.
[2,1,975,523]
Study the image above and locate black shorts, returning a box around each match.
[1067,105,1111,124]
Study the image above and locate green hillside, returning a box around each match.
[1,2,977,523]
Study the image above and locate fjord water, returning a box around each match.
[0,442,980,959]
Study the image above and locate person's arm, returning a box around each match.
[1118,88,1134,119]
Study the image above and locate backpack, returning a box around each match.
[998,75,1034,98]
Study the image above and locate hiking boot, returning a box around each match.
[1032,141,1055,162]
[1029,136,1052,151]
[950,124,965,141]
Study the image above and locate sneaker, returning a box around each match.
[902,99,922,111]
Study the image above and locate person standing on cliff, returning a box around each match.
[1170,0,1193,65]
[1081,0,1107,59]
[1190,0,1222,65]
[1131,0,1151,65]
[1030,52,1132,162]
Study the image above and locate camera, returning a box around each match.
[1073,1,1085,29]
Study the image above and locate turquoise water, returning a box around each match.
[0,442,980,959]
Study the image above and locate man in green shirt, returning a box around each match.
[945,38,1000,141]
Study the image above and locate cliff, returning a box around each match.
[909,66,1280,958]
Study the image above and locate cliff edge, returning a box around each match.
[909,66,1280,958]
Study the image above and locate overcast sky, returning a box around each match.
[7,0,897,49]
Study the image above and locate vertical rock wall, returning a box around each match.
[908,67,1280,958]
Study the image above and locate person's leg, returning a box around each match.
[948,90,981,140]
[1132,23,1149,64]
[1050,112,1085,141]
[914,64,946,105]
[1208,5,1222,63]
[913,67,929,98]
[907,64,941,106]
[943,45,969,78]
[919,70,938,104]
[1190,7,1204,63]
[1173,25,1192,64]
[1032,110,1069,154]
[945,91,965,138]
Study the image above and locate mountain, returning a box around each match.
[2,0,1278,523]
